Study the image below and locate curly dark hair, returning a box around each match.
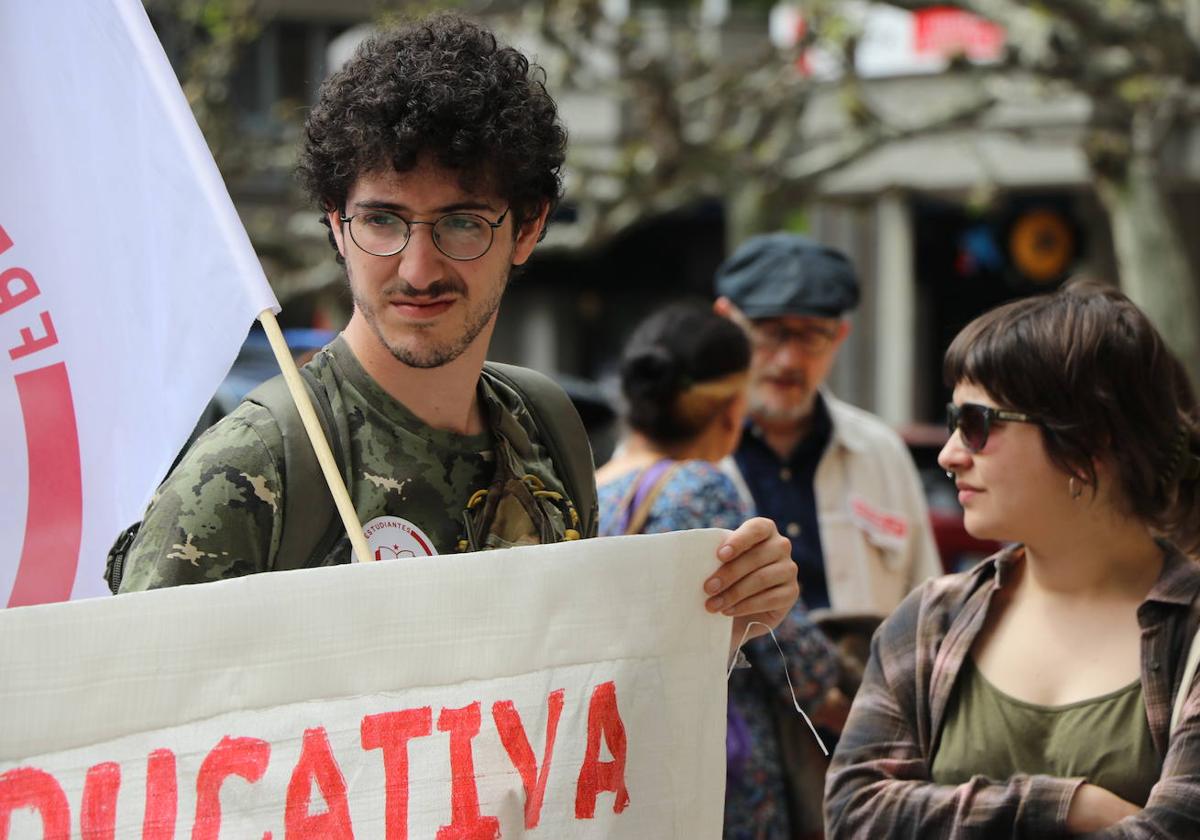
[297,14,567,256]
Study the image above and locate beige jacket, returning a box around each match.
[727,391,942,618]
[815,393,941,615]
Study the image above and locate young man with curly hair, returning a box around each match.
[117,15,798,651]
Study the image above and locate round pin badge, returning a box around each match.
[361,515,437,562]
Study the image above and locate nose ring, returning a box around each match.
[945,470,954,479]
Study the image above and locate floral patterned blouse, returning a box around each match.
[598,459,840,839]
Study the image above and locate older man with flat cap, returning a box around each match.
[714,235,941,836]
[715,233,939,620]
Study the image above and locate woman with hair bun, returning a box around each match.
[597,302,757,536]
[826,280,1200,837]
[597,301,840,839]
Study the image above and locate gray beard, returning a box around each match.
[749,391,814,425]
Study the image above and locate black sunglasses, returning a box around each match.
[946,402,1039,453]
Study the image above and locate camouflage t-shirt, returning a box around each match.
[118,336,578,591]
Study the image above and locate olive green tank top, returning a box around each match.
[931,658,1161,806]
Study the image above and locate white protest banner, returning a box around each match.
[0,0,279,607]
[0,530,731,838]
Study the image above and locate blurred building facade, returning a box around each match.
[150,0,1200,429]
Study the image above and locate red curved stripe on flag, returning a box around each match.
[8,362,83,607]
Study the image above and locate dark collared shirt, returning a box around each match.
[734,395,834,608]
[826,542,1200,838]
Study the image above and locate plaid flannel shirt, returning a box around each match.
[825,542,1200,838]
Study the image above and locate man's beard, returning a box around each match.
[353,269,509,369]
[748,372,815,424]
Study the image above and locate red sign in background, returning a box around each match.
[912,7,1005,61]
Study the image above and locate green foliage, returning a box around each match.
[145,0,262,167]
[781,206,810,234]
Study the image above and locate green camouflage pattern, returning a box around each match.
[118,336,579,592]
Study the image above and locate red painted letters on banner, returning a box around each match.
[0,683,630,839]
[575,682,631,820]
[142,749,177,840]
[285,728,353,840]
[492,689,565,829]
[0,767,70,838]
[192,736,272,840]
[361,706,433,840]
[436,702,501,840]
[81,762,121,839]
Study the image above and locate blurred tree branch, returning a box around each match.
[144,0,264,173]
[526,0,997,249]
[143,0,346,306]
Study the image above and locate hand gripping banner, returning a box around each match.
[0,531,732,838]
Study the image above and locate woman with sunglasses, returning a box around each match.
[825,280,1200,837]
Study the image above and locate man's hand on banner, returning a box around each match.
[705,517,800,648]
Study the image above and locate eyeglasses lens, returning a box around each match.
[433,214,492,260]
[947,403,988,452]
[946,403,989,452]
[351,214,407,256]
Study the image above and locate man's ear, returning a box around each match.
[714,296,753,333]
[327,209,347,258]
[512,202,551,266]
[833,319,852,347]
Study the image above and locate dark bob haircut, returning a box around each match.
[297,14,567,255]
[621,302,752,444]
[944,279,1200,553]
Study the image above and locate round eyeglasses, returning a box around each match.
[339,207,509,261]
[946,402,1039,453]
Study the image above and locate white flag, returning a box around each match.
[0,532,732,838]
[0,0,279,606]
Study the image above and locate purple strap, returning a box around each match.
[616,459,676,535]
[726,705,752,778]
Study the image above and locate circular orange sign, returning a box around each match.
[1010,209,1074,282]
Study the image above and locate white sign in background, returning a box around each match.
[0,0,278,607]
[0,531,732,838]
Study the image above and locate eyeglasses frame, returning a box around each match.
[747,319,841,355]
[946,401,1039,453]
[338,207,510,261]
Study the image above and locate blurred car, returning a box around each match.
[900,423,1003,574]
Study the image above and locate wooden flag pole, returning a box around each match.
[258,309,373,564]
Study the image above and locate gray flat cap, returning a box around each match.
[714,233,860,319]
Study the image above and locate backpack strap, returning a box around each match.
[481,362,599,539]
[108,363,593,591]
[105,367,348,593]
[244,368,350,571]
